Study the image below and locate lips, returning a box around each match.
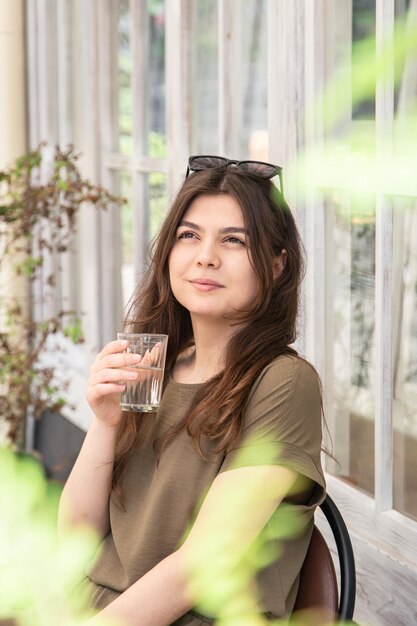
[190,278,224,287]
[189,278,224,292]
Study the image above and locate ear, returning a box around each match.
[272,249,287,279]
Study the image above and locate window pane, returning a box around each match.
[148,0,166,154]
[240,0,268,159]
[149,171,167,239]
[393,199,417,521]
[118,0,133,155]
[326,193,376,495]
[352,0,376,120]
[120,171,167,307]
[394,0,413,116]
[117,0,166,157]
[190,0,218,154]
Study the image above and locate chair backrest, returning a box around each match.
[293,494,356,622]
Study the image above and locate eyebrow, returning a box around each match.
[178,220,248,236]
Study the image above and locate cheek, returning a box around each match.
[239,263,261,298]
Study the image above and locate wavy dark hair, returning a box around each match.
[112,167,306,498]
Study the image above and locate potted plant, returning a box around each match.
[0,144,125,451]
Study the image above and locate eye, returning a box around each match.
[176,230,197,240]
[224,236,246,246]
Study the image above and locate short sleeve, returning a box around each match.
[218,355,325,502]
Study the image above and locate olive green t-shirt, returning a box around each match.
[87,354,325,622]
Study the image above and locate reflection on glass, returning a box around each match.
[118,0,133,155]
[393,199,417,521]
[394,0,413,116]
[149,171,167,239]
[327,193,376,495]
[117,0,166,156]
[148,0,166,153]
[192,0,218,154]
[240,0,268,159]
[119,171,167,306]
[352,0,376,120]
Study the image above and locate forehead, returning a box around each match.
[182,193,245,225]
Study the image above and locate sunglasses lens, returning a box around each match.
[189,156,228,171]
[238,161,278,178]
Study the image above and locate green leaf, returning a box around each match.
[63,317,84,344]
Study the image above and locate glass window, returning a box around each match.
[394,0,413,116]
[148,0,166,156]
[118,0,133,156]
[352,0,376,120]
[326,193,376,496]
[120,171,167,307]
[117,0,166,156]
[190,0,219,154]
[240,0,268,159]
[149,171,167,238]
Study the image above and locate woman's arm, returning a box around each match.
[85,464,297,626]
[58,417,119,538]
[58,339,143,537]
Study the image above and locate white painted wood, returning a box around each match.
[324,474,417,625]
[97,0,123,344]
[320,0,353,487]
[104,152,166,172]
[130,0,150,276]
[25,0,39,149]
[56,0,71,147]
[165,0,190,201]
[375,0,395,512]
[56,0,77,316]
[64,0,104,430]
[303,0,326,380]
[72,0,102,354]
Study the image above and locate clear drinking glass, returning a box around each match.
[117,333,168,412]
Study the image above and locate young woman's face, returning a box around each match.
[168,194,261,323]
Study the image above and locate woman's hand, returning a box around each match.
[86,339,142,428]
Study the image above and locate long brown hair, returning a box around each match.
[112,167,305,496]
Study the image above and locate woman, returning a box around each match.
[59,156,325,626]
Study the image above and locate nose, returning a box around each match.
[194,239,220,268]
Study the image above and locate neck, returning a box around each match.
[179,315,242,383]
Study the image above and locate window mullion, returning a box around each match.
[303,0,326,379]
[374,0,395,512]
[130,0,150,276]
[165,0,190,200]
[97,0,123,344]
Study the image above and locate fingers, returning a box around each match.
[97,339,129,359]
[91,351,143,374]
[89,367,139,387]
[87,383,126,402]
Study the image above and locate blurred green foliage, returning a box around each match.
[0,447,100,626]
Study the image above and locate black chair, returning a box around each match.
[292,494,356,623]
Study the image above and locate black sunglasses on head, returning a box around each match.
[186,155,284,195]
